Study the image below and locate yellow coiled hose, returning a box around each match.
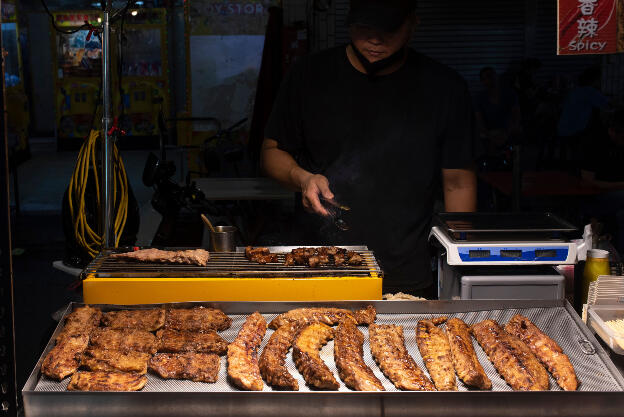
[68,130,129,258]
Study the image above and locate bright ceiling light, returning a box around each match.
[131,10,138,16]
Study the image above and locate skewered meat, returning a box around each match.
[42,334,89,380]
[269,305,376,330]
[334,319,384,391]
[445,318,491,390]
[164,307,232,332]
[346,251,363,265]
[56,306,102,343]
[81,348,151,375]
[259,322,301,390]
[67,371,147,391]
[101,309,166,332]
[149,353,220,383]
[293,323,339,390]
[245,246,278,264]
[285,247,363,267]
[90,328,158,354]
[505,314,578,391]
[284,253,296,266]
[227,311,267,391]
[156,329,228,355]
[471,319,549,391]
[369,324,435,391]
[416,318,457,391]
[110,248,210,266]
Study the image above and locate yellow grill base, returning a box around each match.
[83,275,382,304]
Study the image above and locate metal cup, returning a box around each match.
[210,226,237,252]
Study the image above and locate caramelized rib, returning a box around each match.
[56,306,102,343]
[269,305,376,330]
[293,323,339,390]
[67,371,147,391]
[101,309,165,332]
[81,348,151,375]
[416,319,457,391]
[157,329,228,355]
[259,322,301,390]
[42,334,89,380]
[227,312,267,391]
[90,328,158,355]
[446,318,491,389]
[334,320,384,391]
[150,352,220,383]
[164,307,232,332]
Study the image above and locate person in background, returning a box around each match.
[261,0,477,298]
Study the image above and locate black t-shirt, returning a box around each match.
[265,46,475,291]
[582,131,624,182]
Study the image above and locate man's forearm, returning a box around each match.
[261,138,311,191]
[443,169,477,212]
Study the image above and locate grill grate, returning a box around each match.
[34,306,622,393]
[83,247,382,279]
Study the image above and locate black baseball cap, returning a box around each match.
[347,0,417,32]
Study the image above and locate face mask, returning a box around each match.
[350,42,406,80]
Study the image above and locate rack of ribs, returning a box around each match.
[292,323,339,390]
[415,318,457,391]
[505,314,578,391]
[259,322,301,390]
[245,247,279,264]
[55,305,102,343]
[41,334,90,380]
[334,320,384,391]
[369,324,435,391]
[90,328,158,354]
[269,305,376,330]
[81,348,151,375]
[101,309,166,332]
[471,319,549,391]
[67,371,147,391]
[149,353,221,383]
[227,311,267,391]
[110,248,210,266]
[445,318,491,390]
[156,329,228,355]
[164,307,232,332]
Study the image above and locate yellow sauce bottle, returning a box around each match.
[583,249,610,304]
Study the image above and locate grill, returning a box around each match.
[23,300,624,417]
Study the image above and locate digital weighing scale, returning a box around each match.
[431,212,578,300]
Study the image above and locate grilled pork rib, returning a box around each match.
[445,318,491,390]
[259,322,301,390]
[164,307,232,332]
[81,348,151,375]
[471,319,549,391]
[55,305,102,343]
[149,352,220,383]
[110,248,210,266]
[157,329,228,355]
[90,328,159,354]
[67,371,147,391]
[42,334,89,380]
[416,318,457,391]
[334,320,384,391]
[505,314,578,391]
[293,323,339,390]
[269,305,376,330]
[369,324,435,391]
[227,311,267,391]
[101,309,166,332]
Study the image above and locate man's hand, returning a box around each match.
[299,172,334,216]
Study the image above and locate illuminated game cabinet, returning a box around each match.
[119,8,169,138]
[2,0,29,158]
[51,11,102,149]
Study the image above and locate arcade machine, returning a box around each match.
[51,10,102,149]
[2,0,29,159]
[119,8,169,140]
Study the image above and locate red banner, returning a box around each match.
[558,0,620,54]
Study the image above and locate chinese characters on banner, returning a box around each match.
[558,0,624,54]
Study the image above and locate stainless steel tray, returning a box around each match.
[23,300,624,417]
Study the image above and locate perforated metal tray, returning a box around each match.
[23,300,624,417]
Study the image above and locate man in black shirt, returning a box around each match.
[261,0,477,297]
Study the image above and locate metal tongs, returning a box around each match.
[321,197,350,231]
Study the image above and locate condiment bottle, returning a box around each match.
[582,249,610,304]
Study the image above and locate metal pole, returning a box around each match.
[102,5,115,248]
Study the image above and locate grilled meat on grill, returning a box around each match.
[164,307,232,332]
[346,251,363,265]
[156,329,228,355]
[293,323,339,390]
[284,247,363,267]
[42,334,89,380]
[369,324,435,391]
[101,309,166,332]
[81,348,151,374]
[269,305,376,330]
[67,371,147,391]
[227,311,267,391]
[445,318,491,390]
[416,318,457,391]
[471,319,549,391]
[334,320,384,391]
[56,305,102,343]
[245,246,279,264]
[149,352,220,383]
[259,322,301,390]
[90,328,158,354]
[110,248,210,266]
[505,314,578,391]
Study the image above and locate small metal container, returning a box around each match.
[210,226,237,252]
